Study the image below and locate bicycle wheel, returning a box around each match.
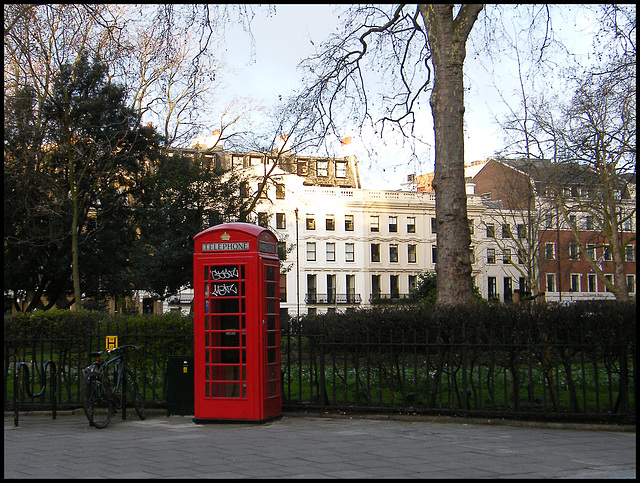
[82,372,113,428]
[124,368,146,420]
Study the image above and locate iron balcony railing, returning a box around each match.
[305,293,362,304]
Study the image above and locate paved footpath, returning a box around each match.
[4,412,636,479]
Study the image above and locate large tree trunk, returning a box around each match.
[419,4,483,305]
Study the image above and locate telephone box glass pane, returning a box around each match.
[203,264,247,399]
[264,261,281,400]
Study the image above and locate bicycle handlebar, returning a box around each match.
[90,345,141,359]
[109,344,141,354]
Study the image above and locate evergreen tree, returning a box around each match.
[5,55,160,309]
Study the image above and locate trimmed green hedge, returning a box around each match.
[290,300,636,347]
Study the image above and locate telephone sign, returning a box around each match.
[193,222,281,423]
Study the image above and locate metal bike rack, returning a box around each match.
[13,360,57,427]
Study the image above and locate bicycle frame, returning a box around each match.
[83,345,140,421]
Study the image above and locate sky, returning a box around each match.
[213,4,602,190]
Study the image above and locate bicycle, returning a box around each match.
[81,344,146,428]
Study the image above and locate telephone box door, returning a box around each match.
[194,257,255,420]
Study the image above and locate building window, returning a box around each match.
[277,242,287,261]
[488,277,497,300]
[307,274,317,303]
[570,274,581,292]
[487,248,496,264]
[231,154,244,169]
[431,245,437,266]
[407,216,416,233]
[603,246,612,261]
[517,224,526,239]
[371,243,380,262]
[372,275,381,298]
[326,215,335,231]
[345,214,354,231]
[389,216,398,233]
[345,243,355,262]
[546,273,556,292]
[370,215,379,232]
[503,248,511,264]
[569,215,577,228]
[544,215,552,229]
[625,245,635,262]
[569,243,580,260]
[588,274,597,292]
[518,278,528,295]
[240,181,249,199]
[431,217,437,234]
[142,298,154,314]
[468,219,474,235]
[586,216,595,230]
[604,274,614,292]
[306,215,316,230]
[408,244,417,263]
[586,244,596,260]
[390,275,399,298]
[389,244,398,263]
[276,212,286,230]
[486,224,495,238]
[502,224,511,238]
[623,218,633,231]
[326,242,335,262]
[280,274,287,302]
[626,275,635,294]
[276,183,285,199]
[544,243,555,260]
[317,160,329,177]
[346,275,356,303]
[336,161,347,178]
[327,274,336,303]
[258,212,268,227]
[307,242,316,261]
[504,277,512,302]
[297,160,308,176]
[409,275,417,292]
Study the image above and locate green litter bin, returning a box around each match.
[167,355,194,416]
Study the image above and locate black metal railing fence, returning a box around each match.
[4,302,636,423]
[280,316,635,422]
[4,312,192,410]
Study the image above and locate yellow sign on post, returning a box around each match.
[106,336,118,351]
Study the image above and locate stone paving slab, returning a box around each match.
[4,412,636,479]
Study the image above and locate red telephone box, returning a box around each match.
[193,222,281,423]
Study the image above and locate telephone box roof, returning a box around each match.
[194,222,271,240]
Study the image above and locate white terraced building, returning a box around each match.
[248,165,525,317]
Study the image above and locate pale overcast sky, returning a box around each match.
[214,4,602,190]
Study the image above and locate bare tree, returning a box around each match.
[290,4,482,305]
[117,5,222,149]
[497,6,636,301]
[554,65,635,301]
